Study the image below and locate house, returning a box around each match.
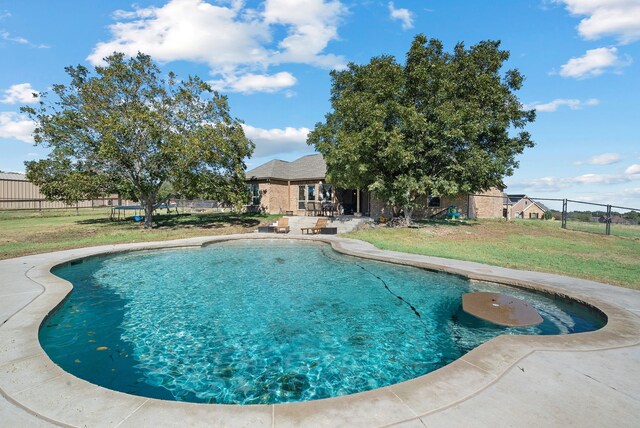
[245,154,369,216]
[245,154,505,219]
[505,194,548,219]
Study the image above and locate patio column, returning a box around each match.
[356,188,360,214]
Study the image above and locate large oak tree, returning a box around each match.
[308,35,535,222]
[23,52,253,228]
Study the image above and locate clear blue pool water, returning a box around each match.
[40,240,605,404]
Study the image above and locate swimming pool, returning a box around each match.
[40,240,605,405]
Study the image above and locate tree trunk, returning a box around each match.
[404,205,413,226]
[404,190,413,226]
[143,200,154,229]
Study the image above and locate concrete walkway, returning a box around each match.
[1,234,639,427]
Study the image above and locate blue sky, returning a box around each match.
[1,0,639,210]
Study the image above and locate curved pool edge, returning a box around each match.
[0,233,639,427]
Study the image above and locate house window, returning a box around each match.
[529,212,539,219]
[308,184,316,201]
[247,183,260,205]
[427,195,441,208]
[298,185,306,209]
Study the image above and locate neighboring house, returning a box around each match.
[245,154,504,218]
[505,194,548,219]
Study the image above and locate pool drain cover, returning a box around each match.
[462,292,543,327]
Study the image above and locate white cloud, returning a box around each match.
[0,29,28,44]
[527,97,599,112]
[509,171,640,192]
[210,71,296,93]
[559,47,630,78]
[89,0,271,70]
[575,152,621,165]
[0,112,35,143]
[1,83,39,104]
[0,11,49,48]
[512,176,564,192]
[572,173,634,185]
[88,0,347,93]
[242,124,311,157]
[388,2,414,30]
[556,0,640,44]
[263,0,348,68]
[0,30,49,49]
[624,187,640,197]
[626,164,640,174]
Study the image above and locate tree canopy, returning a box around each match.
[308,34,535,221]
[23,52,253,228]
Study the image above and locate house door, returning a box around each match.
[336,188,369,215]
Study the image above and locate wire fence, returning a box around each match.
[471,193,640,238]
[0,197,130,212]
[174,199,232,213]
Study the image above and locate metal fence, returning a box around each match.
[0,197,128,212]
[559,199,640,238]
[174,199,231,213]
[471,193,640,238]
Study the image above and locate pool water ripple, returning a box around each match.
[40,240,604,404]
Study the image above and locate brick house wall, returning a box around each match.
[267,180,289,214]
[469,188,505,218]
[511,197,546,219]
[368,188,503,219]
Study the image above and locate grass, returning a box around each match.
[346,219,640,290]
[0,209,279,260]
[2,210,638,290]
[563,220,640,239]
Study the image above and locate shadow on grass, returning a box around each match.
[76,212,273,229]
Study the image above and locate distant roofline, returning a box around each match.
[0,172,28,181]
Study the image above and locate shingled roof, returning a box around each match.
[246,154,326,181]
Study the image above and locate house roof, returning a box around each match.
[505,194,549,212]
[507,194,526,204]
[0,172,27,181]
[246,154,326,181]
[537,202,550,212]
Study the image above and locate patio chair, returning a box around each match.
[275,217,290,234]
[306,201,319,216]
[301,217,329,234]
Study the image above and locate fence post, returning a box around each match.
[561,199,567,229]
[606,205,612,235]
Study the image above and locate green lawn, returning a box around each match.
[563,220,640,239]
[346,219,640,290]
[0,209,279,260]
[2,211,638,290]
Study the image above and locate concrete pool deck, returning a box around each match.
[0,234,639,427]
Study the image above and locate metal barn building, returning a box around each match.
[0,172,125,210]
